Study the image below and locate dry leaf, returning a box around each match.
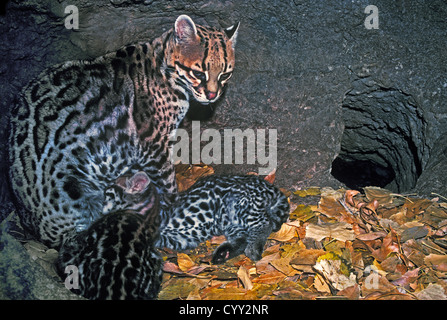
[415,284,447,300]
[237,266,254,290]
[345,190,361,207]
[371,231,400,262]
[289,204,315,221]
[290,249,325,273]
[305,222,355,242]
[269,223,297,242]
[177,253,196,272]
[251,270,287,285]
[293,187,321,197]
[163,261,184,274]
[290,249,326,265]
[314,257,357,291]
[201,285,258,300]
[391,268,419,288]
[175,164,214,191]
[317,188,347,218]
[270,257,300,276]
[158,278,199,300]
[186,288,202,300]
[264,168,276,184]
[256,252,281,274]
[314,274,331,293]
[424,254,447,271]
[337,284,360,300]
[355,231,387,241]
[363,187,394,205]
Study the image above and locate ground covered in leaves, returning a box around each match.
[158,164,447,300]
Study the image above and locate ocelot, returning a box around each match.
[8,15,239,248]
[57,171,162,300]
[157,175,290,264]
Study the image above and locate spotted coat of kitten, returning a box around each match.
[157,175,290,263]
[57,172,162,300]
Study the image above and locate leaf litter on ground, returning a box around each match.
[158,164,447,300]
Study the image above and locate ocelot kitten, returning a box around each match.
[157,175,290,264]
[8,15,239,248]
[57,171,163,300]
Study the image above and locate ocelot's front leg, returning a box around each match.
[212,221,273,264]
[212,226,248,264]
[244,222,273,262]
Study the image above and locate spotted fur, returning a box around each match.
[8,15,239,247]
[157,175,290,263]
[56,172,162,300]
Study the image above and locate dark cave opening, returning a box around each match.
[331,157,396,191]
[331,81,428,193]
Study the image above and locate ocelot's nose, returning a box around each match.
[206,91,217,100]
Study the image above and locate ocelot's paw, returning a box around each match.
[244,242,264,262]
[212,243,233,264]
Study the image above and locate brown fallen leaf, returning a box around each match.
[305,222,355,242]
[290,248,325,273]
[355,231,388,241]
[361,274,398,298]
[363,187,394,205]
[177,253,196,272]
[256,251,281,274]
[371,231,400,262]
[290,249,326,265]
[175,163,215,191]
[317,188,347,218]
[270,257,301,277]
[252,270,287,285]
[237,266,254,290]
[186,288,202,300]
[201,286,258,300]
[158,278,199,300]
[424,254,447,271]
[269,223,297,242]
[263,168,276,184]
[337,284,360,300]
[314,273,331,293]
[415,283,447,300]
[163,261,184,274]
[391,268,419,288]
[345,190,361,207]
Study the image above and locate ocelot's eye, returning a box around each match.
[219,72,233,82]
[191,70,206,82]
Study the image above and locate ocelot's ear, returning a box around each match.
[116,171,150,194]
[174,15,198,44]
[225,22,240,49]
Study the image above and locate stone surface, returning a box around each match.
[0,212,82,299]
[1,1,447,210]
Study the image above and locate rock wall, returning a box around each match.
[1,0,447,219]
